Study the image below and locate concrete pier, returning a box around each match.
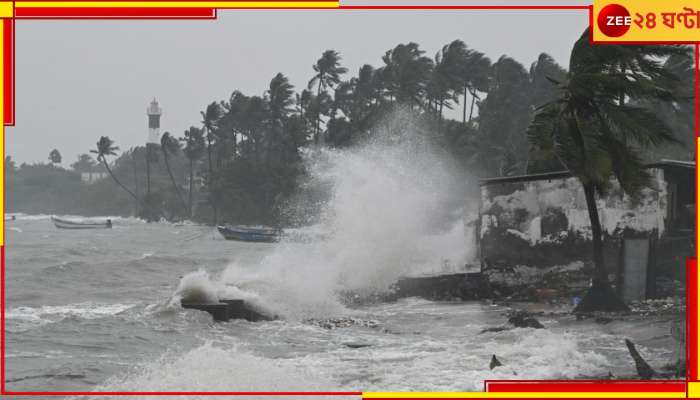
[182,299,275,322]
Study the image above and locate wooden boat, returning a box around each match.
[52,216,112,230]
[217,225,281,243]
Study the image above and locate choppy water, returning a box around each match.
[4,125,682,397]
[5,215,680,397]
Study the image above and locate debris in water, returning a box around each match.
[625,339,656,379]
[305,317,381,330]
[489,355,502,370]
[343,342,372,349]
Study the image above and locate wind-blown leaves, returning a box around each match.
[526,28,687,312]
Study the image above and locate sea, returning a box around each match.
[4,127,683,398]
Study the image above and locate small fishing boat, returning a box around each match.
[217,225,281,243]
[52,216,113,230]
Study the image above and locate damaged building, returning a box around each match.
[477,160,695,301]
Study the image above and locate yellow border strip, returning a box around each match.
[689,382,700,398]
[15,1,339,9]
[0,2,12,18]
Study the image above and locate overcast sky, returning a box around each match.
[9,6,588,165]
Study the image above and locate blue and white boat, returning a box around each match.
[52,216,112,230]
[217,225,281,243]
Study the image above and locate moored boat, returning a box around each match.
[52,216,113,230]
[217,225,281,243]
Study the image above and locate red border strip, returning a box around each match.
[15,7,217,18]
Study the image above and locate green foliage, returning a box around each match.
[9,31,692,229]
[475,56,533,176]
[527,29,686,196]
[382,43,433,106]
[526,29,688,311]
[309,50,348,144]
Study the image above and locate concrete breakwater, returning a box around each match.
[181,299,276,322]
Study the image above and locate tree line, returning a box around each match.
[6,28,694,229]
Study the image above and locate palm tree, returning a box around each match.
[268,73,295,119]
[381,43,434,108]
[220,91,250,160]
[477,56,532,176]
[160,132,188,214]
[267,73,295,165]
[90,136,138,201]
[308,50,348,144]
[180,127,205,218]
[445,40,491,124]
[527,29,688,312]
[201,102,222,223]
[429,41,464,123]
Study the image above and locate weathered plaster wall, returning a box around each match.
[478,170,667,277]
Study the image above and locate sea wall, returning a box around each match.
[478,170,667,287]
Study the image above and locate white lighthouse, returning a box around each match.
[147,98,162,144]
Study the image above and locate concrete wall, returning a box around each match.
[477,170,667,284]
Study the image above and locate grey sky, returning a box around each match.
[9,7,588,165]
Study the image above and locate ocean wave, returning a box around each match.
[87,343,348,398]
[6,302,136,331]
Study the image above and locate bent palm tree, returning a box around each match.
[308,50,347,144]
[381,42,434,108]
[160,132,188,213]
[267,73,295,165]
[90,136,138,201]
[527,29,688,312]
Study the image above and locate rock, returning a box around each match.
[625,339,656,379]
[490,355,502,370]
[508,311,544,329]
